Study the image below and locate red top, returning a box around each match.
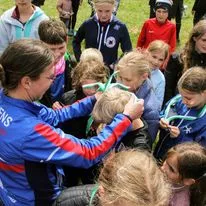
[137,18,176,53]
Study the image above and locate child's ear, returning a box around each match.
[183,178,195,186]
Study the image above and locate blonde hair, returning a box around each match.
[147,40,169,61]
[116,50,151,76]
[80,48,104,63]
[93,0,115,6]
[98,149,171,206]
[92,87,131,124]
[71,59,109,90]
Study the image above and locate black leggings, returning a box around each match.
[72,0,81,30]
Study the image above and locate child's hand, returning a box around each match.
[123,98,144,120]
[168,126,180,138]
[52,101,63,110]
[160,118,169,129]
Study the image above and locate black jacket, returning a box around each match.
[72,14,132,66]
[163,51,206,105]
[53,184,98,206]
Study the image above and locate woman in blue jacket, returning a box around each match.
[0,39,143,206]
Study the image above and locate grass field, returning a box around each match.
[0,0,195,51]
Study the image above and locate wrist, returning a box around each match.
[123,113,132,122]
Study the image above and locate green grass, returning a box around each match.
[0,0,195,51]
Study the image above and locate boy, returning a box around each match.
[137,0,176,53]
[38,19,75,107]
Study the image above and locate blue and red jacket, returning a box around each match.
[0,90,132,205]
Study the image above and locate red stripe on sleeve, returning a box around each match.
[0,162,25,173]
[35,117,130,160]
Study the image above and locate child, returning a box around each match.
[80,48,104,62]
[60,149,171,205]
[92,87,151,151]
[161,142,206,206]
[137,0,176,53]
[0,0,48,55]
[55,59,110,187]
[38,19,74,107]
[147,40,169,109]
[116,50,160,141]
[154,66,206,160]
[56,0,74,34]
[73,0,132,70]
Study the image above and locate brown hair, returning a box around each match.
[38,19,67,44]
[116,50,151,76]
[177,66,206,93]
[71,59,109,90]
[166,142,206,206]
[0,39,54,91]
[182,19,206,72]
[92,87,131,124]
[98,149,171,206]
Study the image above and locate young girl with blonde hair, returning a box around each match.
[73,0,132,70]
[147,40,169,108]
[116,50,160,141]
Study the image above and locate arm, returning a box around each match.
[169,25,176,53]
[137,22,147,48]
[72,22,86,61]
[22,114,132,169]
[120,24,132,53]
[155,77,165,109]
[0,18,10,55]
[40,95,96,126]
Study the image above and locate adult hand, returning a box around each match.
[123,97,144,120]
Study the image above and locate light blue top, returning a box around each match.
[0,6,49,55]
[150,69,165,109]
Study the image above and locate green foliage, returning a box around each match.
[0,0,195,51]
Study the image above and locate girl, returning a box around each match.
[147,40,169,109]
[0,0,48,55]
[116,50,160,141]
[164,19,206,104]
[53,58,110,187]
[55,149,171,206]
[161,142,206,206]
[72,0,132,70]
[154,66,206,160]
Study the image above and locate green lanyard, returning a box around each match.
[89,184,99,206]
[163,94,206,123]
[83,71,130,135]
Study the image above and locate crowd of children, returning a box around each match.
[0,0,206,205]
